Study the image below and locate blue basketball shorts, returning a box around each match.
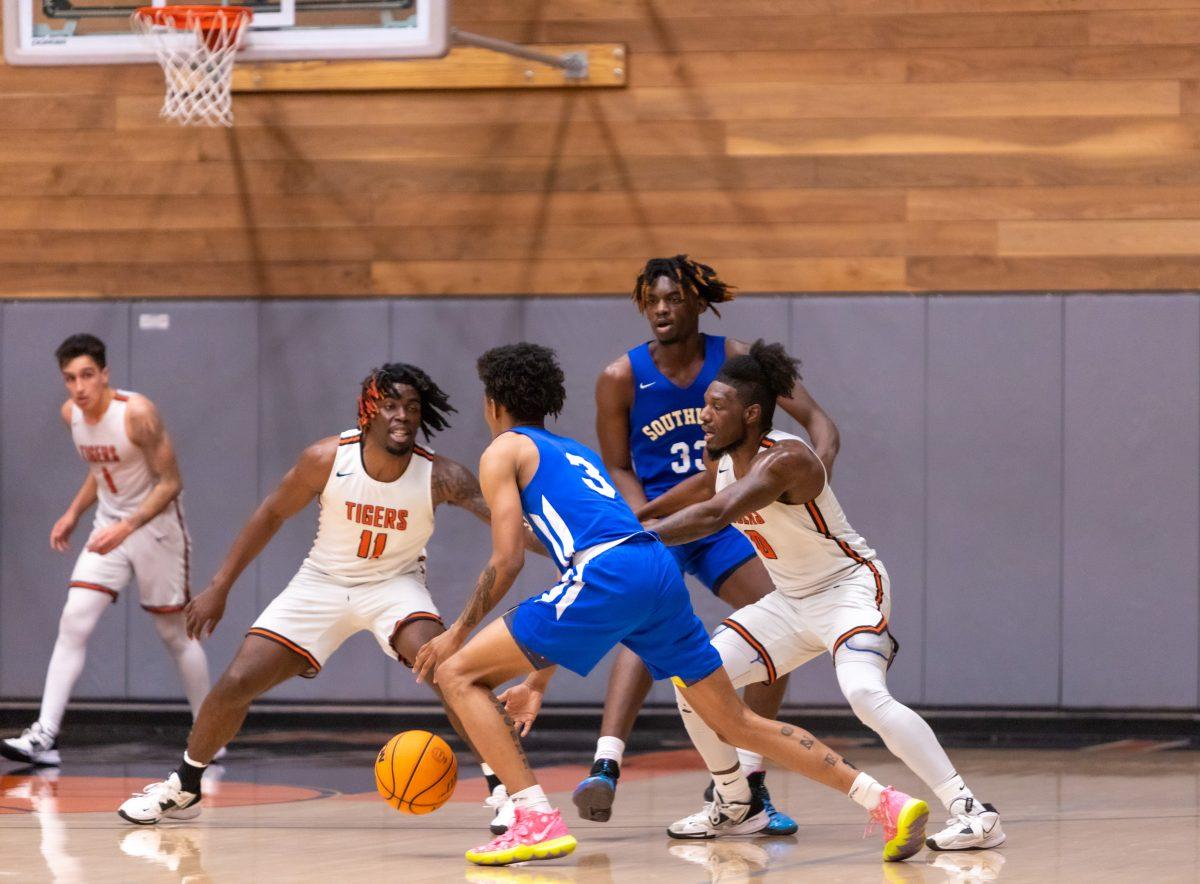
[505,535,723,686]
[668,524,758,595]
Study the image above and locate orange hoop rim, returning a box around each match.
[133,5,253,31]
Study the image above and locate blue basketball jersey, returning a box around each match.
[627,334,726,501]
[510,426,646,573]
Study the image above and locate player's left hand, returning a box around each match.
[87,520,134,555]
[497,683,544,737]
[413,627,465,685]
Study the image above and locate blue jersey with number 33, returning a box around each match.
[510,426,646,574]
[627,334,725,501]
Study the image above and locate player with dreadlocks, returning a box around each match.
[118,363,510,828]
[575,255,842,834]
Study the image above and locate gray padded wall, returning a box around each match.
[1,294,1197,711]
[925,298,1063,706]
[1062,296,1200,708]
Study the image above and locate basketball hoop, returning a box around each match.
[132,5,252,127]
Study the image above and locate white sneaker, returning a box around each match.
[117,772,201,825]
[926,798,1005,851]
[484,784,515,835]
[667,796,770,840]
[0,722,61,766]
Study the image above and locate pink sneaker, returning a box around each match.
[868,787,929,862]
[465,806,578,866]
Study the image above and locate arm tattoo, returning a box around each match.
[460,565,497,630]
[824,753,838,767]
[432,458,490,519]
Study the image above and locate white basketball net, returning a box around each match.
[132,6,251,127]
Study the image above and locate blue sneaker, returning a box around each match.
[748,771,798,836]
[573,758,620,822]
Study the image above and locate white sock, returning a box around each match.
[480,763,496,776]
[37,589,111,736]
[712,765,751,805]
[182,751,208,770]
[848,772,885,811]
[509,784,553,813]
[152,612,211,718]
[594,736,625,765]
[933,773,976,811]
[736,749,764,776]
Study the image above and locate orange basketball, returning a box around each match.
[374,730,457,814]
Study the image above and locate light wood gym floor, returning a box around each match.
[2,737,1197,883]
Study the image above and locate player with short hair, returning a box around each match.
[2,334,212,767]
[644,340,1005,851]
[117,363,506,825]
[578,255,841,833]
[414,343,928,867]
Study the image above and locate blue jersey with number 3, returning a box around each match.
[511,426,646,574]
[627,334,725,501]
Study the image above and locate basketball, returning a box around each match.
[374,730,457,815]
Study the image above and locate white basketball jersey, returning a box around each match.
[715,429,877,598]
[303,429,435,583]
[70,390,157,524]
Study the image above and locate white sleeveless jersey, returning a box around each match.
[303,429,436,583]
[71,390,158,524]
[715,429,877,598]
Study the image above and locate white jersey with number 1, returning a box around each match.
[302,428,436,584]
[70,390,157,526]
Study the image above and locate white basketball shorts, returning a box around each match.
[247,562,442,678]
[68,504,191,613]
[716,560,896,684]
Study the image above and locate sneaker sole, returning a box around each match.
[0,744,60,766]
[883,799,929,862]
[667,810,772,840]
[572,778,615,823]
[117,803,201,826]
[466,834,578,866]
[926,831,1006,851]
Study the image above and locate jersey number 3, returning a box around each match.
[356,530,387,559]
[565,453,616,498]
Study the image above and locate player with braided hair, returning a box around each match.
[644,341,1006,851]
[118,362,515,829]
[577,255,841,835]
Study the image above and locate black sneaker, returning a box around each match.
[572,758,620,822]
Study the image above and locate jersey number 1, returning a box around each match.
[100,466,118,494]
[356,530,386,559]
[744,529,777,560]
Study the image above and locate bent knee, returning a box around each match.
[842,684,891,720]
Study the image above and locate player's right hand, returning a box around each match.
[50,513,77,551]
[185,588,226,640]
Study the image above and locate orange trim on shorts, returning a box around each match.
[143,603,186,614]
[247,627,321,674]
[720,617,778,685]
[831,615,890,659]
[70,581,118,601]
[390,611,445,666]
[413,446,435,462]
[339,433,363,446]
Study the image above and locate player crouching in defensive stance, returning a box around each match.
[644,341,1005,852]
[118,364,504,825]
[414,343,929,867]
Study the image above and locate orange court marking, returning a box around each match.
[0,774,324,815]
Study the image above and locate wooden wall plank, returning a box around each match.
[1,2,1197,295]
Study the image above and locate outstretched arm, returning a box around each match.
[637,462,716,521]
[185,438,333,639]
[414,436,530,683]
[650,444,823,546]
[432,453,547,556]
[87,395,182,555]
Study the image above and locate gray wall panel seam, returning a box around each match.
[1058,294,1066,708]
